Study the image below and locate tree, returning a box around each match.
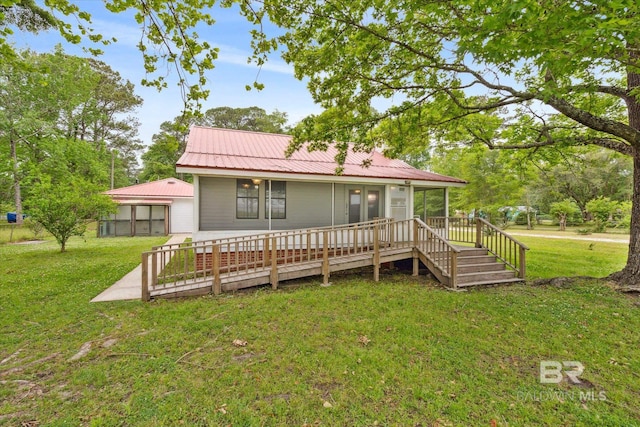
[1,0,219,111]
[240,0,640,286]
[23,136,115,252]
[586,197,621,233]
[550,200,582,232]
[139,120,186,182]
[26,176,115,252]
[57,57,144,185]
[0,48,142,219]
[527,147,633,219]
[200,106,288,133]
[0,48,87,225]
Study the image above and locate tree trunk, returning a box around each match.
[10,134,23,226]
[611,148,640,285]
[610,61,640,286]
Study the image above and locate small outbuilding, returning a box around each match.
[99,178,193,237]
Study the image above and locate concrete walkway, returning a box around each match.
[91,234,190,303]
[506,231,629,244]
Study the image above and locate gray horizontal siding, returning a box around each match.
[199,177,333,231]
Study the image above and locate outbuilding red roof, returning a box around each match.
[177,126,465,184]
[105,178,193,198]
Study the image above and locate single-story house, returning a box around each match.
[99,178,194,237]
[176,126,465,242]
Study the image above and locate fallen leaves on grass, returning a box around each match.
[358,335,371,346]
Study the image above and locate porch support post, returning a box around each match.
[331,182,335,227]
[130,205,136,237]
[444,187,449,218]
[268,179,272,231]
[443,187,450,240]
[164,205,170,235]
[407,184,414,221]
[193,175,200,237]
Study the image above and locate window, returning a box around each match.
[265,181,286,219]
[237,179,259,219]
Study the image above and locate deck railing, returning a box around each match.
[425,216,529,278]
[476,218,529,278]
[141,216,528,300]
[142,218,396,300]
[414,218,461,286]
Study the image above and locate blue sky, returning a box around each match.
[14,2,321,146]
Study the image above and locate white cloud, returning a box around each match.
[214,43,294,75]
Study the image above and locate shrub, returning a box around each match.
[23,217,45,239]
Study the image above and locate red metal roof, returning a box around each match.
[105,178,193,198]
[111,198,174,205]
[177,126,466,184]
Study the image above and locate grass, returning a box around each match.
[0,233,639,426]
[0,223,44,244]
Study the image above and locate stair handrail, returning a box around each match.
[413,218,461,253]
[476,218,529,278]
[413,218,461,285]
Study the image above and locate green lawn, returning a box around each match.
[0,233,638,426]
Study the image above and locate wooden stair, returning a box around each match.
[454,247,524,287]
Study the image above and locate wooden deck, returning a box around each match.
[141,217,529,300]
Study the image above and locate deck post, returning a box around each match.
[151,251,158,291]
[373,222,380,282]
[263,237,270,267]
[519,246,527,279]
[271,237,279,289]
[141,252,150,301]
[389,221,395,247]
[322,231,330,285]
[450,251,458,289]
[212,245,221,295]
[354,224,359,254]
[475,218,482,248]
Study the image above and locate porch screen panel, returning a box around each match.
[135,205,151,235]
[425,189,446,217]
[237,179,259,219]
[414,188,446,221]
[151,205,166,235]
